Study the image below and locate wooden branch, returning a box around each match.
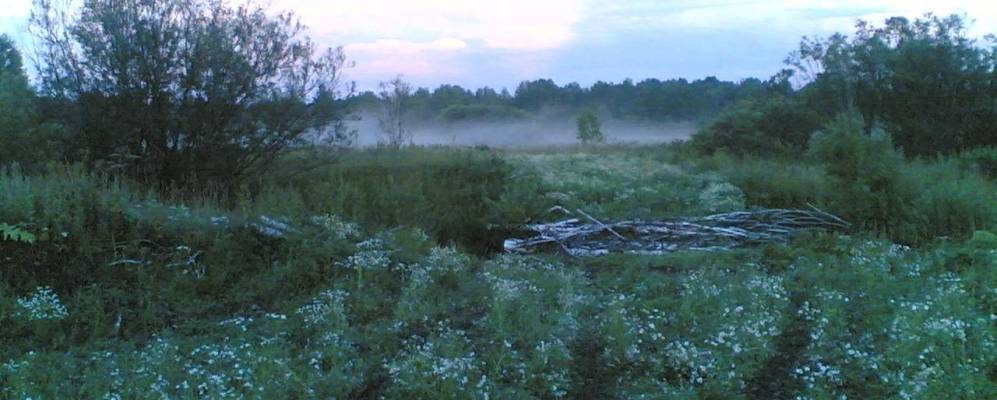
[505,208,850,256]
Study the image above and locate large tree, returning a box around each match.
[30,0,354,190]
[787,14,996,155]
[0,34,64,170]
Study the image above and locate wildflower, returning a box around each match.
[341,238,391,270]
[310,214,360,240]
[16,286,68,321]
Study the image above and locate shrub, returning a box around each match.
[691,96,823,157]
[576,111,605,145]
[809,114,915,236]
[688,152,829,209]
[898,159,997,242]
[957,146,997,180]
[270,148,524,254]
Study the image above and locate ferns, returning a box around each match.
[0,222,35,244]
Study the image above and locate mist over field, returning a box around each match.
[2,1,997,398]
[348,112,696,148]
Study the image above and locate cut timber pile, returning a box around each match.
[504,206,850,256]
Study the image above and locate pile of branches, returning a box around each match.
[504,206,850,256]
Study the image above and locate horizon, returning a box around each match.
[2,1,995,92]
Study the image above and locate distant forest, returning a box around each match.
[347,77,779,123]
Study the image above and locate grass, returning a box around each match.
[1,145,995,398]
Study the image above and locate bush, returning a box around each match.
[686,151,829,209]
[957,146,997,180]
[691,96,823,157]
[268,148,525,254]
[809,114,915,236]
[898,160,997,242]
[576,111,605,145]
[806,114,996,243]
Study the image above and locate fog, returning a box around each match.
[347,113,696,148]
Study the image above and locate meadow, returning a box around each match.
[1,145,994,399]
[2,4,997,398]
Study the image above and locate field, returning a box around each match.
[2,146,994,399]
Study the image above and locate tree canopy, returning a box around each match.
[29,0,353,190]
[787,14,997,156]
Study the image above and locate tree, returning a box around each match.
[29,0,354,191]
[0,34,32,135]
[576,111,604,145]
[377,76,412,148]
[691,96,822,156]
[0,34,64,170]
[787,14,997,155]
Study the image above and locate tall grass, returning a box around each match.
[259,147,527,254]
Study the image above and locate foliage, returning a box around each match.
[509,151,743,220]
[0,35,65,171]
[957,147,997,180]
[1,148,996,398]
[438,103,528,122]
[0,223,35,244]
[4,5,997,397]
[808,113,913,235]
[687,153,830,209]
[898,159,997,242]
[29,0,353,192]
[691,96,823,156]
[347,75,770,124]
[576,111,605,145]
[788,14,997,156]
[263,148,526,254]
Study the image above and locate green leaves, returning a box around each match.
[969,230,997,249]
[576,111,605,145]
[0,223,36,244]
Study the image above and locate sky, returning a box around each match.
[1,1,995,91]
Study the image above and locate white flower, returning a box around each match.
[16,286,68,321]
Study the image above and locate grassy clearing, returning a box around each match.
[1,146,995,398]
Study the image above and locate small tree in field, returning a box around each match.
[378,76,412,148]
[30,0,354,192]
[576,111,604,145]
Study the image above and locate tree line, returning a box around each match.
[695,14,997,157]
[349,76,776,124]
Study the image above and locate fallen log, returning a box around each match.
[504,206,849,256]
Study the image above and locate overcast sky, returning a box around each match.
[1,1,994,91]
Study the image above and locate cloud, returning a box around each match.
[344,38,470,80]
[584,1,995,37]
[272,0,585,50]
[347,38,469,54]
[264,0,586,88]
